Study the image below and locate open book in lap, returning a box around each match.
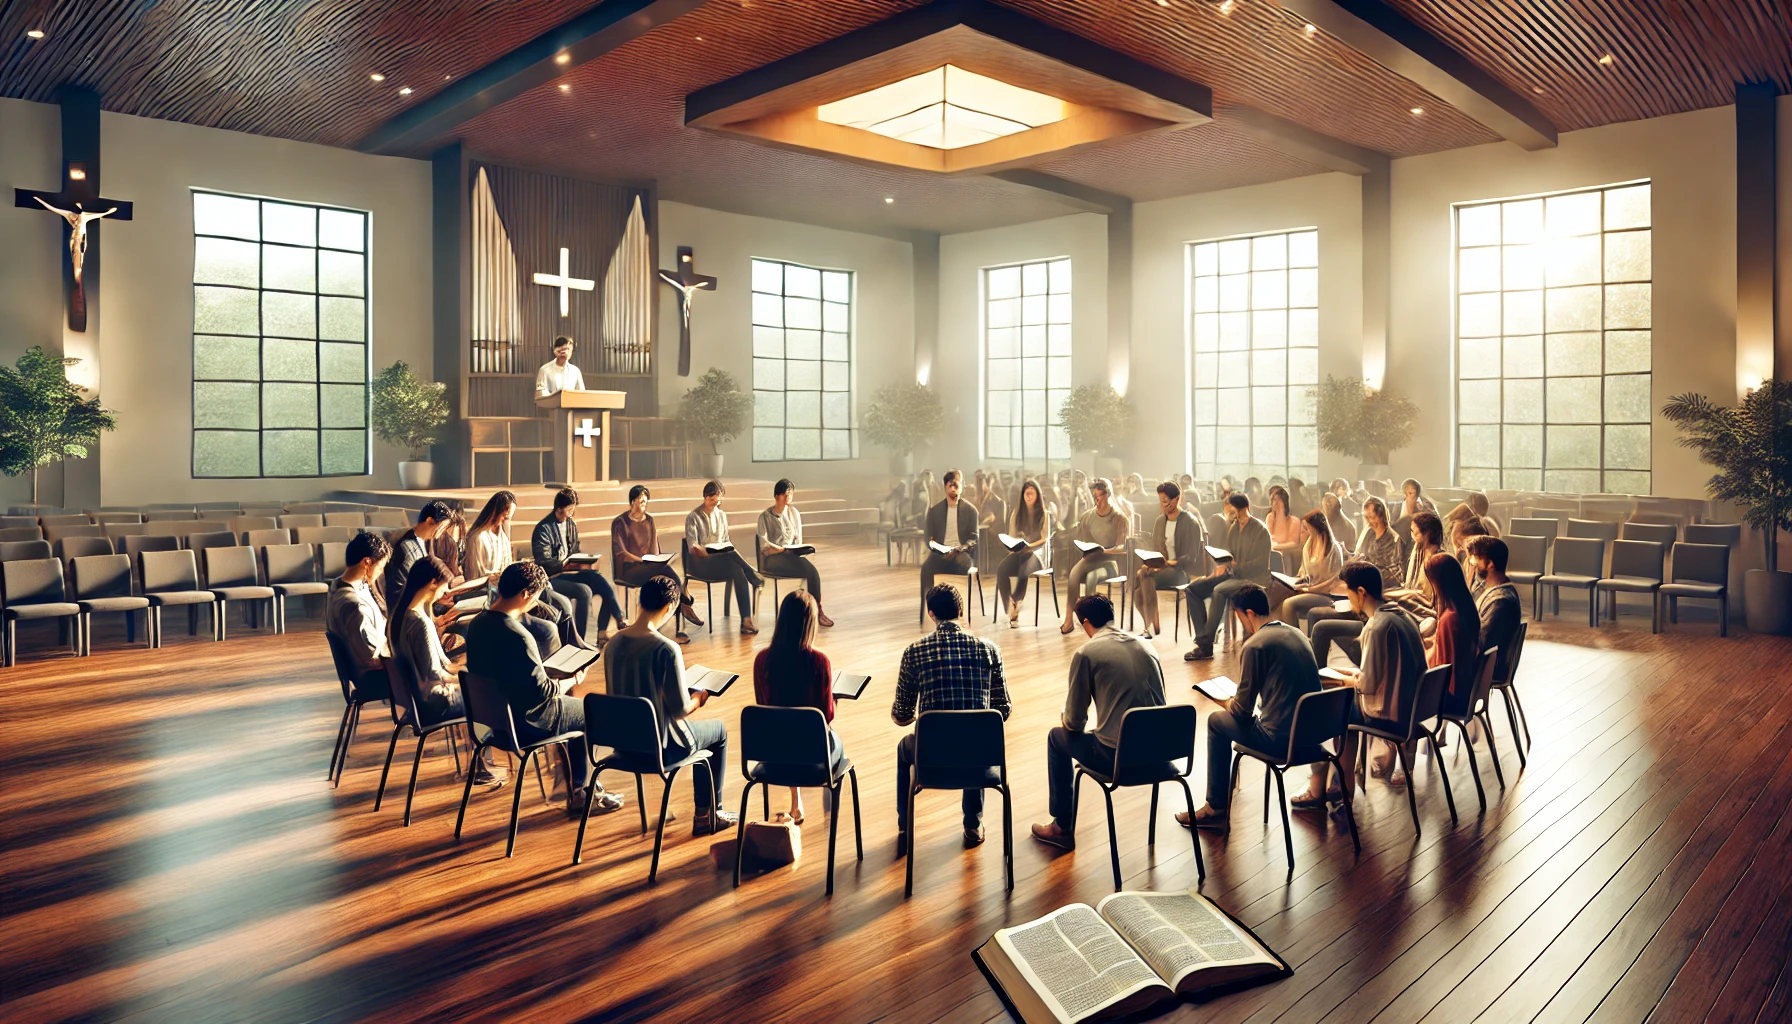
[565,553,600,567]
[831,670,872,700]
[1192,675,1237,704]
[779,543,816,557]
[686,665,739,695]
[929,540,956,555]
[1204,546,1233,564]
[1074,539,1106,556]
[974,890,1288,1024]
[639,552,674,564]
[1133,549,1166,569]
[543,643,600,679]
[999,533,1031,553]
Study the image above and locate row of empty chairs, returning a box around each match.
[1503,518,1734,634]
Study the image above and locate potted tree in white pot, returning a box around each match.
[1663,383,1792,635]
[371,361,450,490]
[680,367,749,478]
[864,381,944,475]
[1059,383,1135,480]
[0,347,116,504]
[1316,375,1419,482]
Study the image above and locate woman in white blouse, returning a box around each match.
[1277,510,1347,626]
[757,478,832,627]
[464,490,591,648]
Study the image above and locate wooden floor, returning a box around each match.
[4,541,1791,1024]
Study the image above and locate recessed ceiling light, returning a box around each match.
[1304,23,1317,35]
[1155,0,1169,7]
[1531,85,1545,94]
[369,73,385,82]
[1410,106,1423,115]
[26,29,45,39]
[1597,53,1614,65]
[68,168,86,180]
[884,196,895,204]
[558,82,571,93]
[399,86,413,96]
[555,52,570,64]
[1218,0,1234,11]
[444,74,453,80]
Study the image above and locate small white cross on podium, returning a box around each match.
[574,418,601,448]
[532,246,595,317]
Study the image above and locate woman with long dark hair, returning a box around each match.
[463,490,591,650]
[1278,509,1346,625]
[612,484,701,644]
[389,556,465,716]
[1425,551,1482,714]
[751,591,844,822]
[994,479,1052,628]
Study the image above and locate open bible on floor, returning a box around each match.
[973,890,1289,1024]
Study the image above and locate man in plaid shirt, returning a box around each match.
[893,583,1012,849]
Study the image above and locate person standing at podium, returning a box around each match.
[534,335,585,398]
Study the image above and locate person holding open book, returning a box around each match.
[751,591,843,823]
[531,487,624,648]
[605,574,736,835]
[466,490,586,653]
[327,531,394,701]
[1178,583,1320,832]
[684,480,763,636]
[1275,510,1347,626]
[920,469,979,597]
[1305,560,1426,793]
[758,478,832,628]
[1057,478,1131,635]
[1183,493,1272,661]
[994,480,1052,628]
[611,484,702,643]
[1031,594,1166,851]
[391,557,502,789]
[1132,480,1203,639]
[386,501,455,612]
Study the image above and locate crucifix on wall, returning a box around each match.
[657,246,715,377]
[15,172,134,333]
[532,246,595,317]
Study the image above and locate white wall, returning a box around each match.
[655,200,914,484]
[935,212,1108,472]
[0,97,433,507]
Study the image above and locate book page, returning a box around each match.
[1097,892,1277,992]
[1193,676,1237,703]
[994,905,1167,1024]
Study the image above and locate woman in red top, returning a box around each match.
[1423,551,1482,716]
[752,590,843,824]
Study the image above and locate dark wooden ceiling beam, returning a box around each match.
[1222,106,1389,175]
[355,0,709,156]
[1280,0,1558,150]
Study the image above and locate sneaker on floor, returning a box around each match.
[692,809,739,836]
[963,825,985,848]
[1184,643,1214,661]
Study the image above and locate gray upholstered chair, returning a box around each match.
[72,553,149,652]
[264,544,330,632]
[1596,539,1665,632]
[139,549,219,646]
[1537,536,1604,625]
[1658,542,1730,637]
[203,546,277,638]
[2,558,81,665]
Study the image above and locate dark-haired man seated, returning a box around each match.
[328,530,395,702]
[533,486,624,647]
[1184,493,1273,661]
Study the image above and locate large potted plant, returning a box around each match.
[1316,375,1419,481]
[371,361,450,490]
[1059,383,1136,479]
[1663,383,1792,635]
[864,381,944,475]
[679,367,749,478]
[0,347,116,505]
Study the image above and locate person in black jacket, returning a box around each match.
[921,469,979,596]
[531,487,624,645]
[386,500,454,611]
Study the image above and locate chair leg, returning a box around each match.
[826,779,842,896]
[1455,720,1486,812]
[904,787,918,898]
[1229,750,1243,797]
[505,750,531,857]
[850,768,863,861]
[402,733,429,826]
[2,619,12,668]
[733,780,755,887]
[649,768,679,882]
[1272,767,1294,870]
[1174,777,1204,879]
[1719,595,1727,637]
[1398,742,1421,835]
[1148,783,1160,845]
[454,741,487,840]
[1001,784,1014,892]
[373,723,404,811]
[1330,755,1362,853]
[1479,712,1506,788]
[1508,684,1533,749]
[1428,730,1458,825]
[763,786,770,820]
[1262,762,1272,823]
[534,750,550,804]
[1101,786,1122,891]
[333,704,363,787]
[328,703,354,780]
[573,776,604,865]
[635,774,648,833]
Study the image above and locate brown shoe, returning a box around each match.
[1030,821,1075,850]
[1176,808,1230,833]
[963,825,985,848]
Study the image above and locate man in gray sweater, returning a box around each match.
[1185,493,1274,661]
[1179,583,1320,832]
[1031,595,1167,850]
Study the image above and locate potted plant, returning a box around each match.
[371,361,450,490]
[1316,375,1419,481]
[1663,383,1792,635]
[1058,383,1135,479]
[679,367,749,478]
[0,347,116,505]
[864,381,944,475]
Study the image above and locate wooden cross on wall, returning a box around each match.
[15,170,134,333]
[657,246,714,377]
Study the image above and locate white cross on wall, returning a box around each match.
[574,418,601,448]
[532,247,596,317]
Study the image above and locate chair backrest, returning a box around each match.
[187,531,239,553]
[739,704,830,769]
[1567,518,1621,543]
[1111,705,1197,781]
[143,509,198,522]
[198,509,239,520]
[40,513,93,527]
[204,546,260,588]
[92,512,143,525]
[1461,647,1499,715]
[43,523,103,543]
[143,520,188,537]
[1408,663,1453,729]
[323,512,366,528]
[124,534,180,565]
[1607,539,1664,580]
[72,554,134,600]
[914,709,1005,768]
[286,503,329,515]
[294,525,355,545]
[1499,621,1528,686]
[139,549,201,593]
[240,504,289,517]
[1668,542,1728,586]
[102,522,147,546]
[1508,517,1560,541]
[1620,522,1675,546]
[279,514,325,529]
[0,526,42,543]
[1682,523,1741,548]
[3,557,69,607]
[0,515,38,529]
[324,630,360,702]
[461,670,525,754]
[58,536,115,563]
[0,539,54,563]
[319,541,349,579]
[1286,687,1356,759]
[1550,536,1604,577]
[145,502,197,511]
[244,528,293,551]
[1503,533,1547,575]
[387,649,425,726]
[233,516,280,534]
[583,691,666,768]
[195,501,241,511]
[367,510,410,529]
[263,544,318,585]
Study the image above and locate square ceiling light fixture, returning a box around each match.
[685,0,1212,175]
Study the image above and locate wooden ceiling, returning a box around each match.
[1,0,1787,233]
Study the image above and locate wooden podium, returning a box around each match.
[535,389,627,486]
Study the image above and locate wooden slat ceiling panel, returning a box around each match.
[0,0,607,147]
[1388,0,1792,131]
[1030,115,1335,202]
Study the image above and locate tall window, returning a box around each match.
[984,257,1070,463]
[1189,230,1318,483]
[1455,181,1652,493]
[751,258,855,461]
[190,190,370,478]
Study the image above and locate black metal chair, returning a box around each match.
[372,650,467,827]
[1435,647,1507,812]
[1349,663,1457,834]
[904,709,1012,897]
[323,631,391,785]
[1488,621,1531,765]
[732,705,862,895]
[1073,704,1205,889]
[573,692,715,882]
[1030,566,1061,628]
[918,558,986,624]
[681,538,734,632]
[1230,687,1360,870]
[455,669,579,858]
[754,534,810,608]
